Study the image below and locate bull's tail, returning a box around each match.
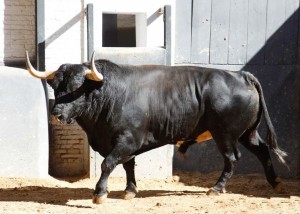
[248,73,287,165]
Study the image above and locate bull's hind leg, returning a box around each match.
[122,158,138,200]
[207,134,241,195]
[239,131,284,193]
[177,139,197,160]
[177,130,212,158]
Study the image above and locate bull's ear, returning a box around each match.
[85,51,103,81]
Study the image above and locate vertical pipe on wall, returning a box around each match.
[36,0,50,175]
[35,0,49,112]
[36,0,45,71]
[164,5,172,65]
[87,4,94,61]
[136,13,147,47]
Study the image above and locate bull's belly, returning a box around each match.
[176,131,212,147]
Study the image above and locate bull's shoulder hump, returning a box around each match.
[132,64,168,71]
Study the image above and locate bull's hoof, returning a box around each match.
[123,191,137,200]
[206,188,220,196]
[274,177,288,194]
[92,193,108,204]
[220,187,227,193]
[274,182,288,194]
[206,187,226,196]
[122,185,138,200]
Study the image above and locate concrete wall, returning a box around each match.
[0,67,48,177]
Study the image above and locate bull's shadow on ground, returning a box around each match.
[173,170,300,198]
[0,186,94,208]
[109,189,208,199]
[0,173,298,208]
[0,185,206,207]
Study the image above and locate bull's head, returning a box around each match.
[25,51,103,124]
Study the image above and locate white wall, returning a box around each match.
[44,0,85,70]
[0,0,175,67]
[91,0,174,47]
[45,0,175,69]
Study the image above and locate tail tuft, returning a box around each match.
[249,72,288,168]
[266,130,288,166]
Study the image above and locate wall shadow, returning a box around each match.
[240,8,300,177]
[174,8,300,178]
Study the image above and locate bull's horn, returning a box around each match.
[85,51,103,81]
[25,51,56,79]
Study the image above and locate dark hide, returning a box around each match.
[48,59,287,201]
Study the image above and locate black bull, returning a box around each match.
[26,53,287,204]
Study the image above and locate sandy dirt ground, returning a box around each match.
[0,170,299,214]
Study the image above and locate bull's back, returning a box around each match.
[120,65,206,142]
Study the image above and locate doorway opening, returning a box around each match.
[102,14,136,47]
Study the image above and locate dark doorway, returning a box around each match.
[102,14,136,47]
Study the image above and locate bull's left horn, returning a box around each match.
[25,51,56,79]
[85,51,103,81]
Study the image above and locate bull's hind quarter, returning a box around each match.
[25,53,287,203]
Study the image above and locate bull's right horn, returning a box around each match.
[25,51,56,79]
[85,51,103,81]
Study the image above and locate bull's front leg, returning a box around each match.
[92,155,117,204]
[92,134,139,204]
[122,157,138,200]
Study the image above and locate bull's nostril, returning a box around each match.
[50,114,63,124]
[56,114,62,121]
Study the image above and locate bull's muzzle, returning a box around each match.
[50,114,75,125]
